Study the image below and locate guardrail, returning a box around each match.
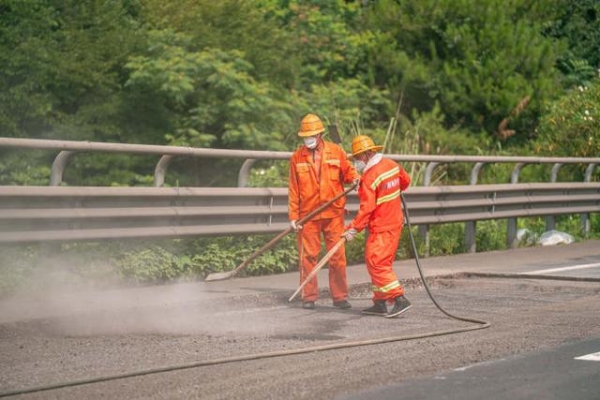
[1,137,599,252]
[1,137,599,187]
[1,183,598,248]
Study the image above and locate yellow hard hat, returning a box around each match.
[351,135,383,157]
[298,113,325,137]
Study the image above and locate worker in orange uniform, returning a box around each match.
[342,135,412,318]
[289,113,359,310]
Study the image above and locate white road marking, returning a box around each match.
[574,351,600,362]
[526,262,600,275]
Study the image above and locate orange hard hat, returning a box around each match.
[298,113,325,137]
[351,135,383,157]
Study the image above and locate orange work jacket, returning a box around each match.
[349,157,411,233]
[288,141,358,221]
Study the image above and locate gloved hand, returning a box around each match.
[290,220,303,231]
[342,228,357,242]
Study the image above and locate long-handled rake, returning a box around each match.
[205,183,356,282]
[288,237,346,302]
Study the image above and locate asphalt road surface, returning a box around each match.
[1,240,599,399]
[342,338,600,400]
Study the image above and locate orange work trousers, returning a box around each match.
[365,227,404,301]
[297,217,348,302]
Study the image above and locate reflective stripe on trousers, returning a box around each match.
[365,228,404,301]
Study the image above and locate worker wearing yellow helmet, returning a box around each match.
[288,113,359,310]
[342,135,412,318]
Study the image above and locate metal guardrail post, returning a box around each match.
[507,162,528,248]
[545,163,563,231]
[238,159,257,187]
[464,162,486,253]
[584,163,597,182]
[154,155,175,187]
[50,151,74,186]
[418,162,440,256]
[423,162,439,187]
[510,162,527,184]
[550,163,563,182]
[581,163,598,235]
[469,162,486,185]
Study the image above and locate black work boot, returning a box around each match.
[386,295,412,318]
[333,300,352,309]
[361,300,387,316]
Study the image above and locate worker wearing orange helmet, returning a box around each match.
[289,113,359,310]
[342,135,412,318]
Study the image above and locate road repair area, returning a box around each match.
[1,240,599,399]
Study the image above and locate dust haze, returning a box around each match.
[0,248,222,337]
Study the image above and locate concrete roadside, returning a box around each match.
[200,238,600,295]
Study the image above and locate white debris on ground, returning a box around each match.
[537,230,575,246]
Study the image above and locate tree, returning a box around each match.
[0,0,143,141]
[362,0,564,146]
[124,30,294,151]
[0,0,149,186]
[542,0,600,87]
[0,0,59,137]
[534,81,600,161]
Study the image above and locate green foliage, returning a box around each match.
[475,220,507,252]
[244,235,298,275]
[542,0,600,87]
[428,224,466,257]
[533,81,600,162]
[292,79,392,139]
[402,105,484,156]
[589,214,600,240]
[0,0,60,137]
[141,0,299,87]
[125,32,294,151]
[556,59,598,88]
[247,161,289,188]
[266,0,374,84]
[114,246,184,283]
[392,105,486,185]
[0,0,143,140]
[111,235,301,283]
[0,151,52,185]
[363,0,562,144]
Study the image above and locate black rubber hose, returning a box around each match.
[401,193,491,326]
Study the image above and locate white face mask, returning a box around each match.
[303,136,318,149]
[354,160,366,172]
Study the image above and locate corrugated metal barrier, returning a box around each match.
[1,137,599,252]
[1,183,598,247]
